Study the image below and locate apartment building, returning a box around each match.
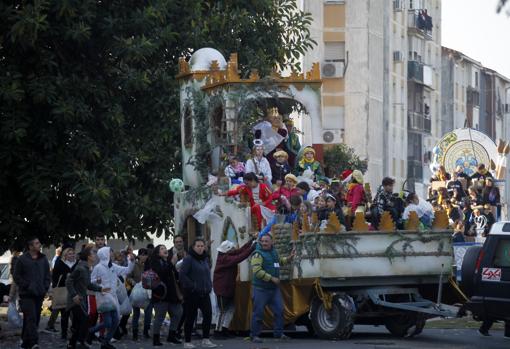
[441,47,510,142]
[301,0,442,195]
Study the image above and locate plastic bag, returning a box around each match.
[129,282,150,309]
[96,292,117,313]
[8,302,22,329]
[119,296,132,316]
[116,280,128,304]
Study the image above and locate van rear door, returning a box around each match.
[476,232,510,318]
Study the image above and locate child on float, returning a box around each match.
[271,150,291,187]
[224,155,245,185]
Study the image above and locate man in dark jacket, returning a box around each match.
[66,244,105,349]
[13,237,51,349]
[213,238,255,337]
[250,234,294,343]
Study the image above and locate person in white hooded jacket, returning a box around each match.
[90,247,134,349]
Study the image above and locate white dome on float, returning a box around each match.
[189,48,227,71]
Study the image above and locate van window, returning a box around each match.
[493,239,510,268]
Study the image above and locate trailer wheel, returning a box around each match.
[460,245,483,297]
[310,296,353,340]
[384,313,426,338]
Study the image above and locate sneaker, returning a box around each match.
[478,329,491,337]
[44,327,58,334]
[201,339,217,348]
[275,334,291,341]
[251,336,263,343]
[183,343,196,349]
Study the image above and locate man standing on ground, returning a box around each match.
[87,236,106,343]
[213,238,255,337]
[250,234,294,343]
[13,237,51,349]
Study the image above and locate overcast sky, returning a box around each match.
[442,0,510,78]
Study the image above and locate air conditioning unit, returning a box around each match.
[321,61,345,78]
[393,51,404,62]
[321,129,342,144]
[393,0,404,11]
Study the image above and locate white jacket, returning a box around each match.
[91,247,134,312]
[245,156,272,184]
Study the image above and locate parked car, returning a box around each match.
[461,221,510,323]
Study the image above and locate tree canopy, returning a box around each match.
[0,0,315,252]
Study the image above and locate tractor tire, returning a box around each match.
[310,295,354,340]
[460,245,483,298]
[384,312,426,338]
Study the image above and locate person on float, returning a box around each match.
[294,146,323,181]
[430,165,451,182]
[245,140,272,187]
[266,174,300,209]
[224,155,245,186]
[470,163,493,182]
[218,172,273,230]
[253,107,288,167]
[345,170,366,216]
[283,118,301,168]
[259,195,303,239]
[324,194,346,228]
[270,150,291,187]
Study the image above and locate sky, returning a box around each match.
[442,0,510,78]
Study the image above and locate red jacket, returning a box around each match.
[346,183,365,214]
[213,240,255,298]
[226,183,272,208]
[266,186,299,208]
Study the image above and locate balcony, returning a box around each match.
[408,61,433,89]
[407,159,424,181]
[408,111,431,134]
[408,9,433,40]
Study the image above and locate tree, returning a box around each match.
[0,0,315,253]
[323,144,368,178]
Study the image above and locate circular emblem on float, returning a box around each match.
[431,128,498,175]
[443,140,490,176]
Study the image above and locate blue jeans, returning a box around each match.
[132,302,152,332]
[144,302,153,333]
[250,287,284,338]
[90,309,119,342]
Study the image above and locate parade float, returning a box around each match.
[172,48,457,340]
[430,127,509,219]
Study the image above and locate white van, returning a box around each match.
[0,251,12,286]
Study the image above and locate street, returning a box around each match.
[1,324,508,349]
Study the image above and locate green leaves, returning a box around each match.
[324,144,369,178]
[0,0,315,253]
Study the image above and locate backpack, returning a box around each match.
[141,269,161,290]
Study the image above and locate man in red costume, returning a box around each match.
[219,172,272,230]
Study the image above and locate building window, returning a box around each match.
[211,105,226,142]
[475,71,479,88]
[324,42,346,62]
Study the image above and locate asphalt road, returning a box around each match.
[1,325,508,349]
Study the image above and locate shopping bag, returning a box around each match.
[96,292,117,313]
[116,280,128,304]
[51,287,68,310]
[129,282,150,309]
[119,297,132,316]
[7,302,22,329]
